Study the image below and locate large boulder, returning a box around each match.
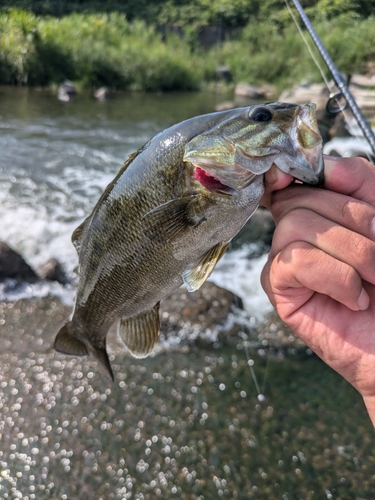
[0,242,38,283]
[231,207,275,254]
[36,258,69,285]
[159,281,245,347]
[235,83,275,100]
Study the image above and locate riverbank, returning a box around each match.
[1,9,375,93]
[0,294,374,499]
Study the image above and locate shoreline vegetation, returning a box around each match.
[0,4,375,93]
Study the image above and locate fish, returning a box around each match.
[54,102,324,381]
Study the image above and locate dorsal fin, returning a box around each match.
[71,216,91,255]
[118,303,160,358]
[71,150,143,256]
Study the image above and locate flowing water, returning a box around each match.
[0,86,272,314]
[0,87,374,499]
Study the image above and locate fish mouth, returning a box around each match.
[289,103,324,185]
[193,166,234,193]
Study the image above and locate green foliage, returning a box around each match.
[212,12,375,89]
[0,5,374,91]
[0,9,38,84]
[2,0,374,24]
[0,10,209,90]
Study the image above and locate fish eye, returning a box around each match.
[248,106,273,122]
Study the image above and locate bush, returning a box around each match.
[0,10,208,90]
[0,8,373,91]
[0,9,38,84]
[213,13,375,89]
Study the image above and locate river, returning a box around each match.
[0,87,374,499]
[0,86,271,313]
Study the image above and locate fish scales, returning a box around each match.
[54,102,324,380]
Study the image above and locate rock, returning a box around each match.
[257,308,306,350]
[215,65,232,82]
[36,258,69,285]
[278,83,329,106]
[350,74,375,89]
[0,242,38,283]
[159,282,245,347]
[235,83,274,100]
[215,101,235,111]
[278,76,375,110]
[57,80,77,102]
[231,207,275,253]
[94,87,110,100]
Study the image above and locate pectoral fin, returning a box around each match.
[143,195,200,240]
[118,303,160,358]
[182,241,229,292]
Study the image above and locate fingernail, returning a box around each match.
[323,157,338,172]
[358,288,370,311]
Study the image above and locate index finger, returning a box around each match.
[324,156,375,205]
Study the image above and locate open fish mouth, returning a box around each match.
[193,166,234,193]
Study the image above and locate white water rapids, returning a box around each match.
[0,88,273,317]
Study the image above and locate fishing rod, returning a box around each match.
[288,0,375,158]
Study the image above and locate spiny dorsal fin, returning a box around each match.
[71,216,91,255]
[118,303,160,358]
[143,196,199,241]
[182,241,229,292]
[70,151,141,256]
[54,322,88,356]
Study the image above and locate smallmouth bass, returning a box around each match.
[55,102,323,380]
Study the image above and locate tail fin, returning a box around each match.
[87,344,114,382]
[54,322,114,382]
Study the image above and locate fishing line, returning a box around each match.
[284,0,375,163]
[284,0,331,90]
[244,339,265,402]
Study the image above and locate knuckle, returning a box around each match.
[340,198,354,220]
[353,237,375,264]
[340,265,360,292]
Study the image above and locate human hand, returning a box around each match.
[261,156,375,425]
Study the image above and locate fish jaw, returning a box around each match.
[183,102,324,190]
[191,162,257,192]
[275,103,324,186]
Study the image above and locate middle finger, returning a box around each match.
[271,184,375,241]
[269,206,375,287]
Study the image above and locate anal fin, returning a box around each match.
[118,303,160,358]
[183,241,229,292]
